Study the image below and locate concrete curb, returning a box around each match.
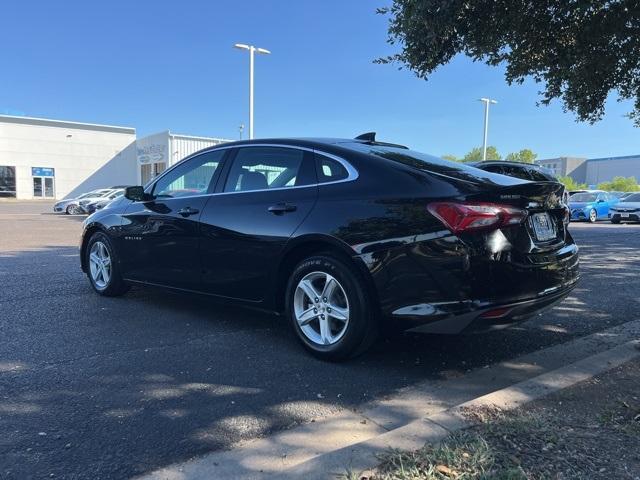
[274,339,640,479]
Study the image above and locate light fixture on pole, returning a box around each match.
[234,43,271,140]
[478,98,497,161]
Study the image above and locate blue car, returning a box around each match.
[569,191,619,223]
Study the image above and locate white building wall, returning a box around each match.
[0,115,137,199]
[169,134,228,165]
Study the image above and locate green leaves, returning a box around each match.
[378,0,640,125]
[597,176,640,192]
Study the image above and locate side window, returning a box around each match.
[153,150,225,198]
[316,154,349,183]
[224,147,308,192]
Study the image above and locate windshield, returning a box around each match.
[341,143,524,186]
[78,191,98,199]
[622,193,640,202]
[571,193,598,202]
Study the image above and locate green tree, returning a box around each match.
[505,149,537,164]
[463,146,501,162]
[557,176,587,191]
[441,154,459,162]
[377,1,640,126]
[597,176,640,192]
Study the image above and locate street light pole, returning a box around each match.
[478,98,497,161]
[234,43,271,140]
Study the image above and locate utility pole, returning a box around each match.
[234,44,271,139]
[478,98,498,160]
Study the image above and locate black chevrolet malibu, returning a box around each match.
[80,134,579,360]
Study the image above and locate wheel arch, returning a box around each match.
[80,223,108,273]
[273,234,379,313]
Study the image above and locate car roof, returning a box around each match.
[200,137,409,153]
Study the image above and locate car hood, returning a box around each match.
[613,202,640,209]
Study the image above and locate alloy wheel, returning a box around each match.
[293,271,350,346]
[89,241,112,289]
[589,209,597,223]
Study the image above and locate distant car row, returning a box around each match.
[472,161,639,224]
[53,187,126,215]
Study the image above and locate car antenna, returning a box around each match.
[355,132,376,142]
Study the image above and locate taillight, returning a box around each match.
[427,202,527,234]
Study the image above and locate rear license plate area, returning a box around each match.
[530,212,556,241]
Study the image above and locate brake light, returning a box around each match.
[427,202,527,234]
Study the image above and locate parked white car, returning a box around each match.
[53,189,116,215]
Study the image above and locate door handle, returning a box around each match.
[178,207,199,217]
[268,203,297,215]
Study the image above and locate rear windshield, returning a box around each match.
[341,143,524,186]
[622,193,640,202]
[571,193,598,202]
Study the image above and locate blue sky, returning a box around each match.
[1,0,638,159]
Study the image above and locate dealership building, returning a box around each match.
[537,154,640,187]
[0,114,228,200]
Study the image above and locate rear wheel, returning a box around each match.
[85,232,129,296]
[285,254,378,361]
[588,208,597,223]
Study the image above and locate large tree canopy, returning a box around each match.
[377,1,640,125]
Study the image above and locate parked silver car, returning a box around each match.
[610,192,640,223]
[81,189,124,214]
[53,189,115,214]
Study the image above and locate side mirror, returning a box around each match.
[124,186,147,201]
[597,198,605,203]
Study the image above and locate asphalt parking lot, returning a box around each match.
[1,201,640,479]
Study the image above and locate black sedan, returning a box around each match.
[80,135,579,360]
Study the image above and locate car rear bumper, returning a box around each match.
[391,279,577,334]
[360,232,579,334]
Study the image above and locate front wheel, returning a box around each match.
[588,209,597,223]
[85,232,129,296]
[611,217,621,224]
[285,254,378,361]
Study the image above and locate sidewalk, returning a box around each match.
[366,356,640,479]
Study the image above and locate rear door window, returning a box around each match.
[224,147,314,192]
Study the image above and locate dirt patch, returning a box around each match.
[348,358,640,479]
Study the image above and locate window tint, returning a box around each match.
[224,147,307,192]
[154,150,225,198]
[317,154,349,183]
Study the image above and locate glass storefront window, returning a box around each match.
[0,166,16,198]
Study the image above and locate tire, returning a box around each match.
[588,208,597,223]
[285,254,378,361]
[66,204,81,215]
[611,217,621,224]
[85,232,130,296]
